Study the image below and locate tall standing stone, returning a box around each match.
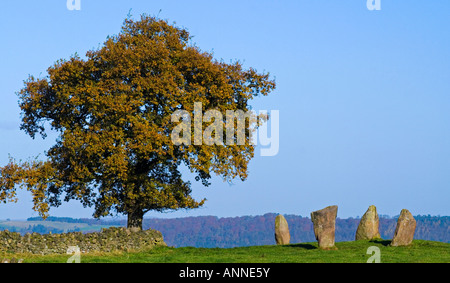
[310,205,338,249]
[355,205,381,241]
[274,214,290,245]
[390,209,416,246]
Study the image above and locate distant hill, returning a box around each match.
[0,217,116,234]
[142,213,450,248]
[1,214,447,248]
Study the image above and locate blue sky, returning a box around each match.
[0,0,449,220]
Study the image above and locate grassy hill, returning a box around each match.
[12,240,450,263]
[1,216,448,263]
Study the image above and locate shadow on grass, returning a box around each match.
[369,239,391,246]
[283,243,317,250]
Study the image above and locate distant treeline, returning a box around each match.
[27,216,107,225]
[141,214,450,248]
[27,216,86,223]
[0,224,81,235]
[24,213,450,247]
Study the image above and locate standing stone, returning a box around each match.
[310,205,338,249]
[390,209,416,246]
[355,205,381,241]
[275,214,290,245]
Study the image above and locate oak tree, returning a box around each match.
[0,15,275,230]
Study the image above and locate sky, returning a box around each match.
[0,0,449,220]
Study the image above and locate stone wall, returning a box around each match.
[0,227,166,255]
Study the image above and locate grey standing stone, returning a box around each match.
[310,205,338,250]
[390,209,416,246]
[275,214,290,245]
[355,205,381,241]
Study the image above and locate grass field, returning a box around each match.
[7,240,449,263]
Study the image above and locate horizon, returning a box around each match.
[1,1,449,220]
[5,211,449,223]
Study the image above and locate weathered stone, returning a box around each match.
[355,205,381,241]
[274,214,290,245]
[0,227,166,255]
[310,205,338,249]
[390,209,416,246]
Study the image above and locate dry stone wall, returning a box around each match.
[0,227,166,255]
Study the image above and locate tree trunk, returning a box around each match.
[127,208,144,232]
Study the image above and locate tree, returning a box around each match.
[0,15,275,230]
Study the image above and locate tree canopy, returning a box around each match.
[0,15,275,229]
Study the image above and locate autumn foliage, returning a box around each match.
[0,15,275,229]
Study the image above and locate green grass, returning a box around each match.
[7,240,449,263]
